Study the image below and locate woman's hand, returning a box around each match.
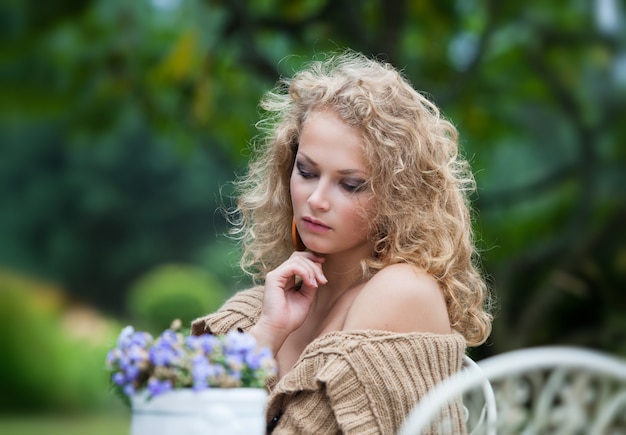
[250,251,327,354]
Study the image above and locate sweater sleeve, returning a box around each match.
[189,286,263,336]
[267,331,467,435]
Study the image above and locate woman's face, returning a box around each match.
[290,109,373,257]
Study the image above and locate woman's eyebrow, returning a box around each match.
[297,153,318,167]
[337,169,366,176]
[297,152,367,176]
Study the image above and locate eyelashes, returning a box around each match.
[296,162,315,179]
[342,181,368,193]
[295,161,368,193]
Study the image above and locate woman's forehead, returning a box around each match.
[298,110,368,173]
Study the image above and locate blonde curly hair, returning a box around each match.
[230,50,492,346]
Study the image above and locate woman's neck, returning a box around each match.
[309,250,369,313]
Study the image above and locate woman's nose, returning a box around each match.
[307,182,330,211]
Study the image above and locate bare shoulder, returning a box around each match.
[343,264,452,334]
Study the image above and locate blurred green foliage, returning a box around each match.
[0,120,238,313]
[1,0,625,418]
[127,263,228,333]
[0,415,129,435]
[0,270,120,414]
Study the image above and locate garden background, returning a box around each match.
[1,0,625,432]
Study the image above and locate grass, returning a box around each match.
[0,413,130,435]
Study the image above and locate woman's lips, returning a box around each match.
[302,216,331,232]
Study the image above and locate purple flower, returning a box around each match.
[245,346,273,370]
[149,346,171,366]
[223,331,256,354]
[191,355,224,391]
[117,326,135,347]
[130,331,152,348]
[149,343,181,366]
[158,330,179,346]
[113,328,153,364]
[128,344,146,363]
[147,378,173,397]
[125,364,140,382]
[148,330,185,366]
[191,358,211,391]
[107,325,276,397]
[185,335,200,350]
[186,334,219,354]
[123,383,136,396]
[112,372,126,386]
[106,349,120,365]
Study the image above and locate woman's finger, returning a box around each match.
[271,255,326,289]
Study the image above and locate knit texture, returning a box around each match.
[190,286,264,336]
[191,287,468,434]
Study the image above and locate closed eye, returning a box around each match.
[296,161,316,179]
[342,179,368,193]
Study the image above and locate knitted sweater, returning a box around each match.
[191,287,467,434]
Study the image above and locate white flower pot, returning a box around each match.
[131,388,268,435]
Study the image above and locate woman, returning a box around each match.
[192,50,492,434]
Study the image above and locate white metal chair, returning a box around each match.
[459,355,497,435]
[398,346,626,435]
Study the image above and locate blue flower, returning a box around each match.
[223,331,256,354]
[245,346,273,370]
[123,383,136,396]
[128,344,145,363]
[117,326,135,348]
[158,330,179,346]
[150,345,177,366]
[191,358,211,391]
[147,378,173,397]
[124,363,140,382]
[107,325,277,397]
[185,335,200,350]
[186,334,219,354]
[190,354,225,391]
[106,349,119,365]
[112,372,126,386]
[130,331,152,348]
[149,330,185,366]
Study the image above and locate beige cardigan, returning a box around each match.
[191,287,467,434]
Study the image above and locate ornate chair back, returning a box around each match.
[398,346,626,435]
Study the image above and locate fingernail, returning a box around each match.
[312,278,318,287]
